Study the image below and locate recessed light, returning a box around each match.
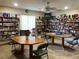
[13,3,18,7]
[41,8,44,11]
[64,6,68,10]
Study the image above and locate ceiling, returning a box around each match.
[0,0,79,12]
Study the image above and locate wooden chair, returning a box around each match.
[9,35,19,51]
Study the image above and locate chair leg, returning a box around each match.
[71,45,74,47]
[77,44,79,48]
[11,44,16,51]
[47,54,49,59]
[14,44,16,50]
[11,45,13,50]
[38,56,41,59]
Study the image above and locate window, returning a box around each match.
[20,15,35,32]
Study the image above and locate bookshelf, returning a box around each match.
[36,13,60,37]
[58,14,79,34]
[36,17,44,36]
[66,21,79,34]
[36,14,79,37]
[0,17,19,40]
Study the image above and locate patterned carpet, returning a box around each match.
[48,44,79,59]
[0,41,79,59]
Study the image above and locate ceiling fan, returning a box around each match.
[42,0,62,12]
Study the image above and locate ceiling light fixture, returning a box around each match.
[13,3,18,7]
[64,6,68,10]
[41,8,44,11]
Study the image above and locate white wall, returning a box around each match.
[52,9,79,17]
[0,6,44,18]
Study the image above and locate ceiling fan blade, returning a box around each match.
[49,7,63,11]
[42,0,63,12]
[48,7,57,10]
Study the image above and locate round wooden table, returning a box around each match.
[46,33,73,48]
[11,36,43,59]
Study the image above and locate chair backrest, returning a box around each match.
[73,37,79,40]
[20,30,31,36]
[8,36,17,45]
[73,37,79,43]
[37,43,48,50]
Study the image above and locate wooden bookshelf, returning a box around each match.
[36,14,79,37]
[0,17,19,40]
[36,17,46,37]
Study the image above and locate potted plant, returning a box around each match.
[25,30,31,36]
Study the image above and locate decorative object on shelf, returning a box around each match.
[3,13,10,17]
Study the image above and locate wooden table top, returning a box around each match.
[11,36,44,45]
[46,33,73,38]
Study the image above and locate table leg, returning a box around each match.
[62,37,65,48]
[51,36,54,45]
[21,44,24,53]
[29,45,33,59]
